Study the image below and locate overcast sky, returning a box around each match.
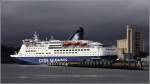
[1,0,149,51]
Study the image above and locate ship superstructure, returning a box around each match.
[10,27,117,64]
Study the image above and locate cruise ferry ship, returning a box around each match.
[10,27,117,64]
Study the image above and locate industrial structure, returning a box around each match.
[117,25,144,60]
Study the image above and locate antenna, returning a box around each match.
[50,35,54,40]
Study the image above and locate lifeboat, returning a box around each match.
[80,43,87,47]
[72,42,80,46]
[63,42,72,46]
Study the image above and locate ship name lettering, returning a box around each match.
[39,59,49,63]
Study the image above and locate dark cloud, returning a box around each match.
[1,0,149,51]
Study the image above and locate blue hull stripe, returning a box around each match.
[13,56,100,64]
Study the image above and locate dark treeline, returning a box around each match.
[1,45,19,63]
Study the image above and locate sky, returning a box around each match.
[1,0,149,51]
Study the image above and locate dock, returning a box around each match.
[47,60,145,70]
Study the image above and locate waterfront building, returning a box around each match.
[117,24,144,60]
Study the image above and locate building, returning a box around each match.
[117,24,144,60]
[117,39,127,54]
[117,39,127,60]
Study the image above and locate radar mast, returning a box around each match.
[33,32,39,42]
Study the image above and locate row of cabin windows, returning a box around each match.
[26,48,46,50]
[54,52,77,54]
[26,52,82,54]
[49,42,62,44]
[37,53,51,54]
[26,50,36,52]
[54,51,96,54]
[49,46,62,48]
[49,45,62,46]
[25,54,97,56]
[25,51,96,54]
[26,52,96,54]
[54,49,90,52]
[25,53,97,55]
[25,53,51,54]
[36,53,45,54]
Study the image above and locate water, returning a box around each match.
[1,64,149,83]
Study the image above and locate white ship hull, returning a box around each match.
[10,27,118,65]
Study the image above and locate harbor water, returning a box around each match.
[1,64,149,83]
